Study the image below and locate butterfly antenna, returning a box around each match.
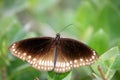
[58,24,73,33]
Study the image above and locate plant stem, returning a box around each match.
[2,67,7,80]
[98,65,107,80]
[34,77,40,80]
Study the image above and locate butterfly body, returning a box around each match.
[9,33,98,73]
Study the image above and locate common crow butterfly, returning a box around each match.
[9,33,98,73]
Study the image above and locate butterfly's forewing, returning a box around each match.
[9,37,55,71]
[54,38,98,73]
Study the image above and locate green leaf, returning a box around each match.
[111,54,120,70]
[111,71,120,80]
[88,29,110,55]
[72,67,93,80]
[63,72,72,80]
[47,71,71,80]
[0,54,9,69]
[108,3,120,39]
[91,47,119,80]
[8,63,41,80]
[76,1,97,28]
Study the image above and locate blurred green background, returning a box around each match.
[0,0,120,80]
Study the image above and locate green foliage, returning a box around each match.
[88,29,110,55]
[91,47,120,80]
[47,71,71,80]
[0,0,120,80]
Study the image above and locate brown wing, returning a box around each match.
[54,38,98,73]
[54,45,72,73]
[9,37,55,71]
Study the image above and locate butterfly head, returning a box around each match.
[55,33,60,40]
[54,33,61,45]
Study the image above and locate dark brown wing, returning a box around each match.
[54,38,98,73]
[9,37,55,71]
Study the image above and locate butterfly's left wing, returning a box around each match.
[9,37,55,71]
[54,38,98,73]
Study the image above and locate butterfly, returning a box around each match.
[9,33,98,73]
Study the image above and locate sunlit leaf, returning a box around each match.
[91,47,119,80]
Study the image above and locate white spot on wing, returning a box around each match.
[93,51,96,56]
[92,56,95,59]
[12,49,16,52]
[74,59,77,63]
[80,58,83,62]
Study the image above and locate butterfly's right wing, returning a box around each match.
[9,37,55,71]
[54,38,98,73]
